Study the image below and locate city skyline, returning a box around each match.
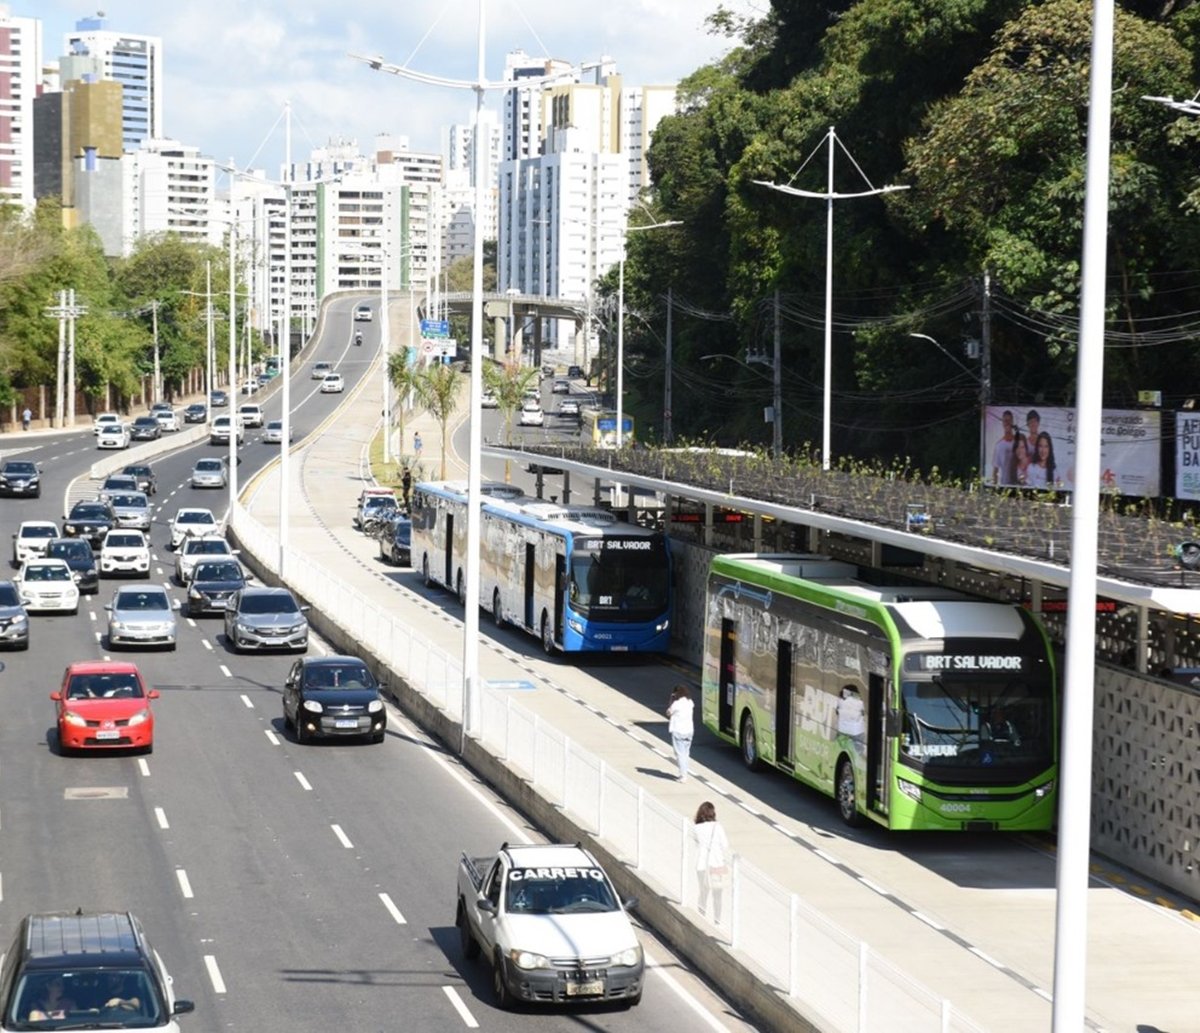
[32,0,763,178]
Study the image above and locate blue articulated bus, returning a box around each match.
[411,481,672,655]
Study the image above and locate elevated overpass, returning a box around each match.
[440,291,590,366]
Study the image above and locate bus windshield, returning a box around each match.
[899,675,1054,781]
[568,537,669,620]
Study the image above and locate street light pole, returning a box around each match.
[228,208,239,516]
[754,127,908,470]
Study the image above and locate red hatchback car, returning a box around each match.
[51,661,158,754]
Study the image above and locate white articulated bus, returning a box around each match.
[411,481,672,655]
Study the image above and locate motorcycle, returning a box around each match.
[354,331,363,346]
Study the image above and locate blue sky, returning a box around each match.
[31,0,764,177]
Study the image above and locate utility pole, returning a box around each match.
[773,289,783,457]
[980,267,992,406]
[664,286,673,445]
[152,301,161,404]
[44,290,88,427]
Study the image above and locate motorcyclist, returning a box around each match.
[354,330,363,345]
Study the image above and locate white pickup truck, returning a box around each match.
[455,842,643,1009]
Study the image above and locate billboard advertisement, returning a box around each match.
[981,405,1160,497]
[1175,413,1200,501]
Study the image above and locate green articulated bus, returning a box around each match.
[701,554,1058,831]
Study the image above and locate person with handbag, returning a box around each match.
[693,801,731,922]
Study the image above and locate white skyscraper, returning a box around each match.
[63,14,163,151]
[122,139,218,254]
[0,9,42,208]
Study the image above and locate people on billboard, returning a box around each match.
[991,410,1016,485]
[1025,431,1057,489]
[1011,433,1031,486]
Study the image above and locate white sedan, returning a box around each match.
[12,521,60,566]
[518,400,545,427]
[96,422,131,449]
[170,508,220,550]
[16,558,79,613]
[154,409,180,432]
[321,373,345,394]
[99,530,151,578]
[92,412,121,437]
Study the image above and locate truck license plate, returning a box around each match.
[566,980,603,997]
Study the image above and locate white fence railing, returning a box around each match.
[231,503,989,1033]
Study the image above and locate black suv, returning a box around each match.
[45,538,99,594]
[62,501,117,547]
[129,415,162,441]
[0,910,195,1029]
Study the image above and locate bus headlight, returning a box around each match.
[897,779,922,803]
[567,617,583,634]
[1034,780,1055,798]
[655,619,670,633]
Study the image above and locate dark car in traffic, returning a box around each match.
[377,516,412,566]
[210,389,229,408]
[0,459,42,498]
[45,538,99,595]
[62,500,117,547]
[130,415,162,441]
[183,403,208,423]
[186,559,247,617]
[282,655,386,743]
[0,579,30,649]
[121,463,158,495]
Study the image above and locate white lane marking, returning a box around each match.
[201,639,212,651]
[913,911,944,931]
[441,987,479,1028]
[264,729,280,746]
[294,771,312,791]
[186,618,197,628]
[137,758,150,777]
[969,946,1002,969]
[386,704,530,843]
[240,694,254,707]
[93,632,102,642]
[204,955,226,994]
[219,664,232,678]
[645,944,736,1031]
[155,807,169,829]
[858,877,887,896]
[176,869,194,899]
[0,872,4,902]
[378,892,406,925]
[331,824,353,849]
[88,611,96,622]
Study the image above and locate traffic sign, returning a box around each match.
[420,318,450,338]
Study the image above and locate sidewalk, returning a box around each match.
[234,355,1191,1033]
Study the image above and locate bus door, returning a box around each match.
[774,640,794,768]
[866,672,887,815]
[443,512,454,587]
[718,619,736,736]
[552,554,565,645]
[523,543,536,629]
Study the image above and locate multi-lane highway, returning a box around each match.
[0,298,756,1033]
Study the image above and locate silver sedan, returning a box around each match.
[105,584,178,650]
[191,458,228,489]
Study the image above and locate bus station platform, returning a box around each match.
[236,357,1199,1033]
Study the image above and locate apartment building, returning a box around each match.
[0,8,42,208]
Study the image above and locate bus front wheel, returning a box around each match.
[837,758,863,827]
[540,613,556,656]
[422,555,433,588]
[740,712,762,771]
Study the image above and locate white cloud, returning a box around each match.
[31,0,762,172]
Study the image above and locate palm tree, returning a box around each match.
[414,361,464,479]
[483,361,539,445]
[387,351,422,463]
